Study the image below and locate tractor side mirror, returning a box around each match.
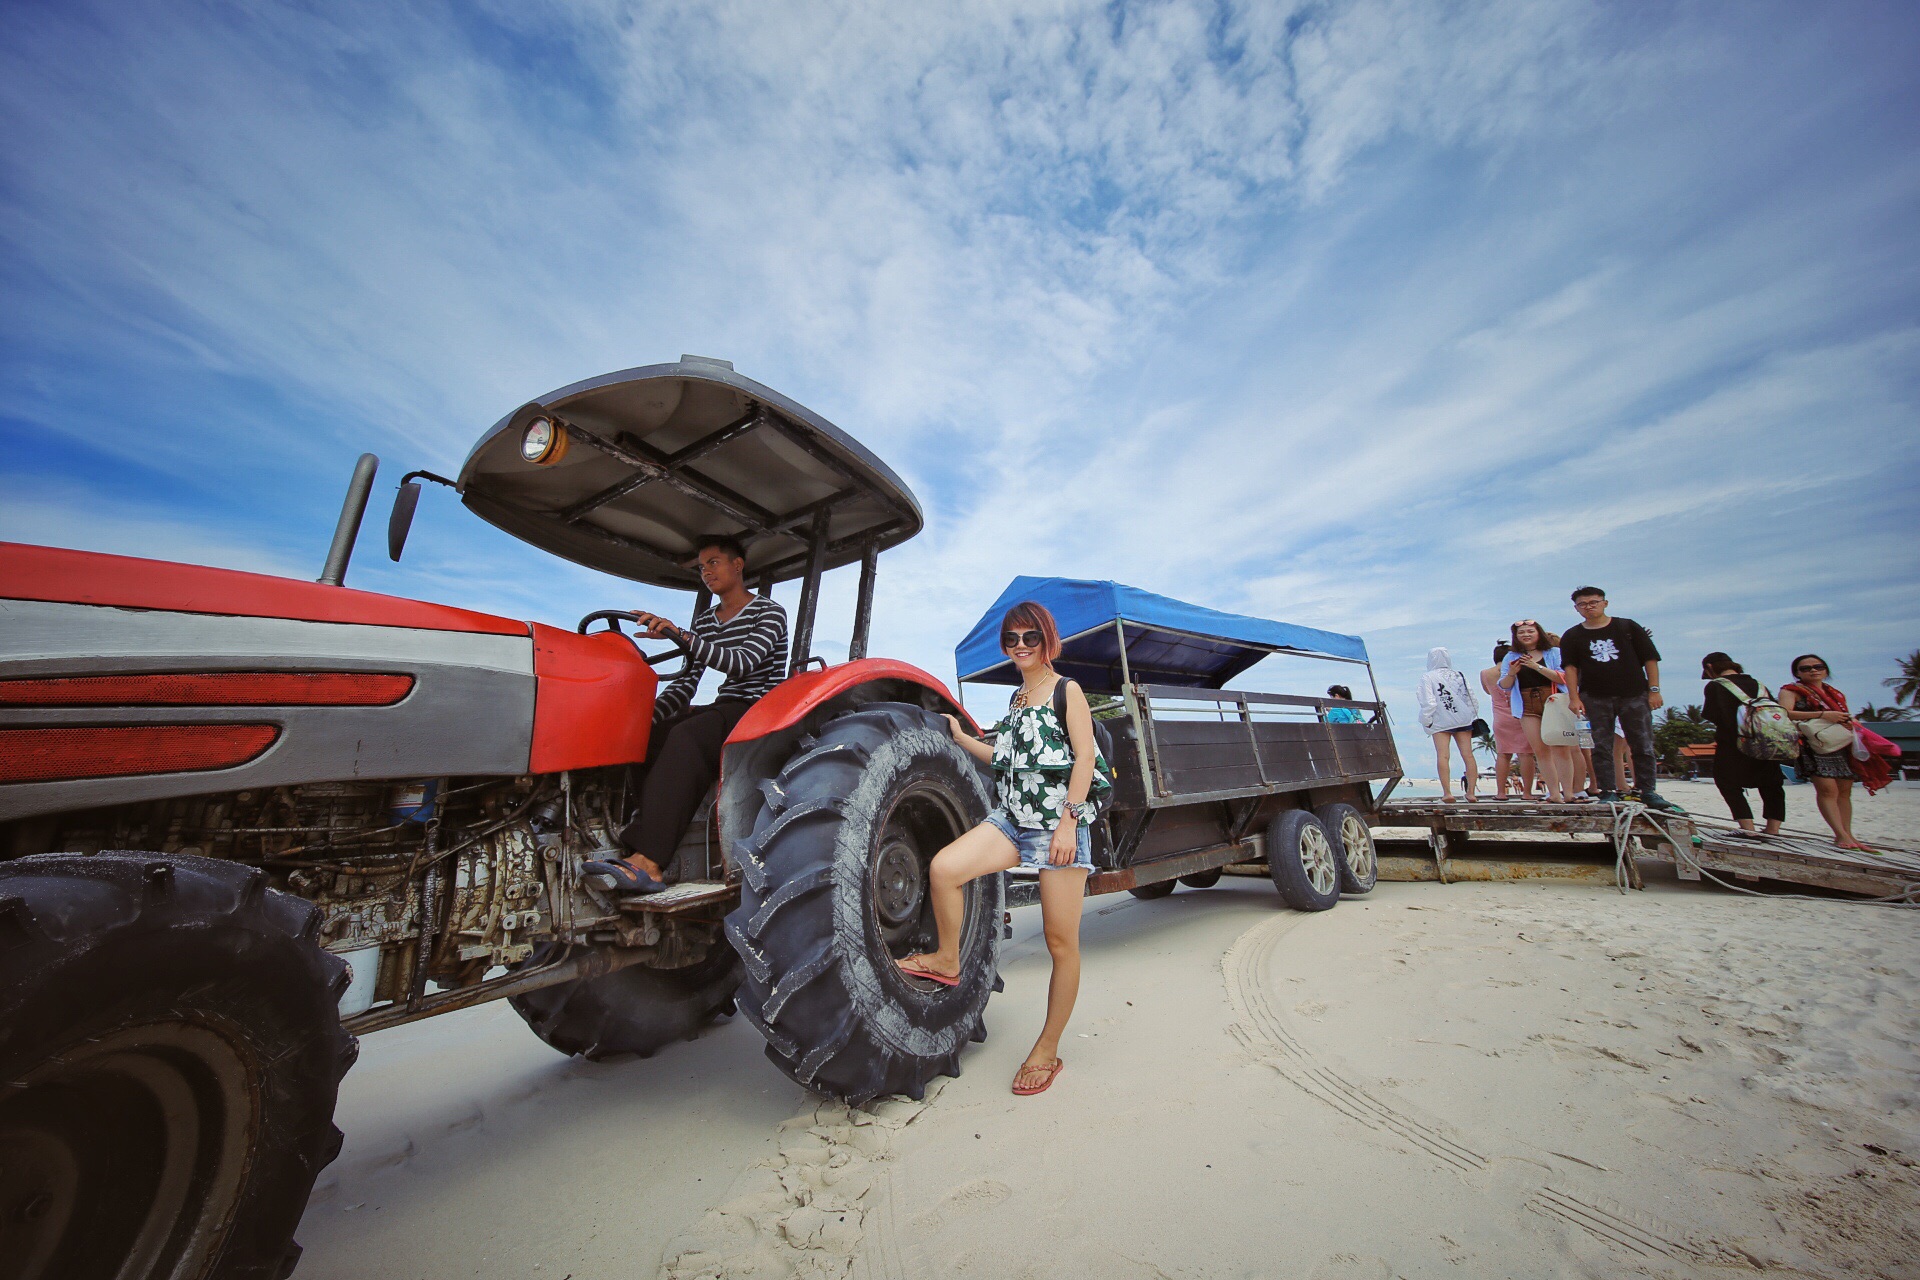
[388,481,422,562]
[386,470,455,563]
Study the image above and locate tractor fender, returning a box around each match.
[715,660,978,864]
[527,623,659,772]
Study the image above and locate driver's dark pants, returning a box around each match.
[617,700,751,876]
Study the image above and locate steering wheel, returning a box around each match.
[576,611,687,667]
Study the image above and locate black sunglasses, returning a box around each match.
[1796,663,1828,673]
[1001,629,1043,649]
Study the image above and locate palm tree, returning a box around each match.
[1857,702,1916,722]
[1886,648,1920,707]
[1653,706,1715,773]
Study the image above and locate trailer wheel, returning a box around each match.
[0,852,353,1280]
[1178,869,1223,889]
[1267,809,1341,911]
[1315,802,1377,895]
[511,944,741,1060]
[1127,879,1176,900]
[726,702,999,1103]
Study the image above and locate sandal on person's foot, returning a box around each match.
[582,859,666,895]
[1012,1057,1063,1096]
[896,955,962,987]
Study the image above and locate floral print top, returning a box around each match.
[986,697,1114,830]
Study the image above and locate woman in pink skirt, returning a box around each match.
[1481,642,1534,799]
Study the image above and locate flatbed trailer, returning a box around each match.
[1372,799,1920,900]
[954,578,1403,912]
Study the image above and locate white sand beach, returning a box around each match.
[299,838,1920,1279]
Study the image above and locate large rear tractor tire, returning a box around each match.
[1267,809,1342,912]
[511,945,741,1060]
[726,702,999,1103]
[1127,879,1175,900]
[1178,869,1223,889]
[0,852,355,1280]
[1315,802,1378,895]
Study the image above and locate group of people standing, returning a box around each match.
[1413,586,1889,850]
[1417,587,1679,812]
[1700,650,1884,850]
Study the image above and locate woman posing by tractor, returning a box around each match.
[895,601,1110,1096]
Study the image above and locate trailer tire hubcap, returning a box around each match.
[1341,815,1375,881]
[1301,824,1338,897]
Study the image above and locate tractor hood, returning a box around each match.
[458,357,923,590]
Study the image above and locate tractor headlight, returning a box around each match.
[520,416,568,465]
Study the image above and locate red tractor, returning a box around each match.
[0,357,1003,1280]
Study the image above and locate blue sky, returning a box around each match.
[3,0,1917,769]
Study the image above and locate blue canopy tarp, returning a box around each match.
[955,576,1370,690]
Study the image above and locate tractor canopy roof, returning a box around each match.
[457,357,923,590]
[955,576,1370,691]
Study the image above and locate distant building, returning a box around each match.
[1679,742,1716,779]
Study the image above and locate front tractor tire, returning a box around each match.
[511,945,741,1060]
[0,853,355,1280]
[726,702,1000,1104]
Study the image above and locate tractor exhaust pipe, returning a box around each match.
[318,453,380,586]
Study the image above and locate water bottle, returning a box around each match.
[1575,716,1594,750]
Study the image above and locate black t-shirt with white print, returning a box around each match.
[1560,617,1660,699]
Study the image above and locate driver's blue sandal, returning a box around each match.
[583,859,666,894]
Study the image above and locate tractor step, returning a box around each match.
[615,879,739,916]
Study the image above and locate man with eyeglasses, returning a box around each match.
[1561,586,1682,812]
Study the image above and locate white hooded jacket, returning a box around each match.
[1416,647,1479,734]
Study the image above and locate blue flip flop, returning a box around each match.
[582,859,666,895]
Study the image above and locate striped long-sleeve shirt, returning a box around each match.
[654,595,789,722]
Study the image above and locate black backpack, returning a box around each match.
[1048,679,1116,772]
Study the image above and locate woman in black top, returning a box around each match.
[1700,652,1784,835]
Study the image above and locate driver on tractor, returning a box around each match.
[584,535,788,894]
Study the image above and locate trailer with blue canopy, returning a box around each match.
[957,577,1403,910]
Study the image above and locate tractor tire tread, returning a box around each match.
[0,851,352,1280]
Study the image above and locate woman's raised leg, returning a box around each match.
[902,822,1016,979]
[1016,866,1090,1092]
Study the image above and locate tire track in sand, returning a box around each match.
[1222,910,1743,1267]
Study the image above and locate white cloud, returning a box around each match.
[4,0,1917,773]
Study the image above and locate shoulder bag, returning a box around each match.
[1786,683,1856,755]
[1539,692,1581,746]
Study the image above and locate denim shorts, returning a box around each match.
[984,811,1093,871]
